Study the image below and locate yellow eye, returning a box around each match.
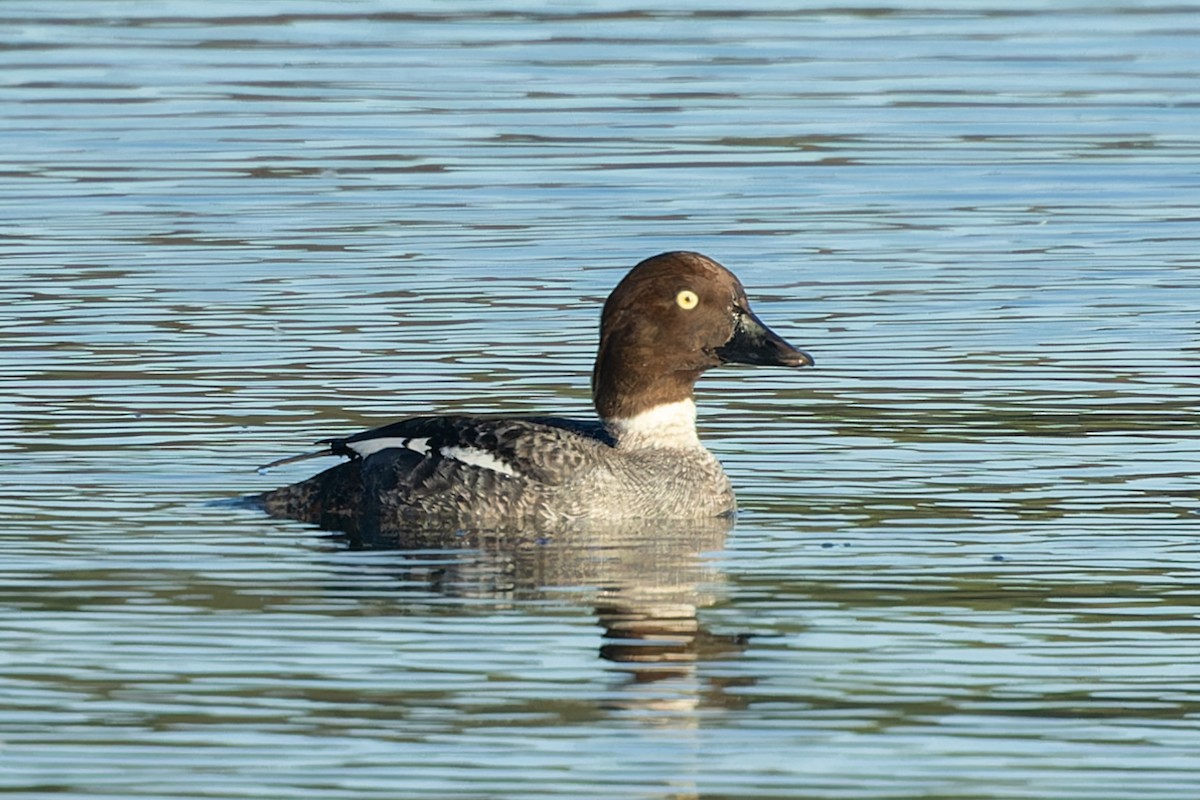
[676,289,699,310]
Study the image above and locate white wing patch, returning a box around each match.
[346,437,516,477]
[440,446,517,477]
[347,436,432,459]
[403,437,430,455]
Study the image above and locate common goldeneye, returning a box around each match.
[255,251,812,530]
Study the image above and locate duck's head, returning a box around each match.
[592,251,813,422]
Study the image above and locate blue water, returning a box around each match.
[3,2,1199,798]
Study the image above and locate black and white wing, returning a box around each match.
[265,414,611,488]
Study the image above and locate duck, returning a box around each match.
[254,251,813,531]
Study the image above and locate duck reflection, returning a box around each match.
[340,515,750,692]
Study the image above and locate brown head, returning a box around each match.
[591,251,813,421]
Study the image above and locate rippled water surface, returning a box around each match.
[3,2,1200,798]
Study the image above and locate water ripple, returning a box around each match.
[3,2,1200,798]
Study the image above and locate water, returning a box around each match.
[3,2,1200,798]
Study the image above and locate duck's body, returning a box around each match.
[262,408,732,529]
[255,252,812,531]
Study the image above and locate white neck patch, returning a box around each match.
[606,398,702,450]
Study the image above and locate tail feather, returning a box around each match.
[256,449,332,474]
